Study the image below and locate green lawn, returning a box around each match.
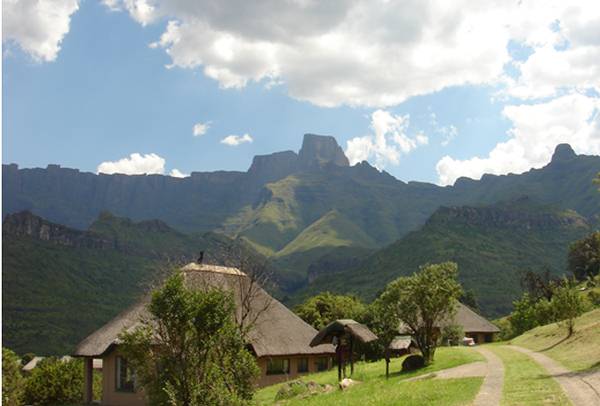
[510,308,600,372]
[487,346,570,406]
[254,347,484,405]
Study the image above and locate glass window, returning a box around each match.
[266,358,290,375]
[315,357,329,372]
[297,358,309,373]
[116,356,135,392]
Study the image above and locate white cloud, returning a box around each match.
[3,0,80,62]
[345,110,427,169]
[436,93,600,186]
[97,153,166,175]
[169,168,188,178]
[430,113,458,146]
[221,133,253,146]
[107,0,569,108]
[193,121,210,137]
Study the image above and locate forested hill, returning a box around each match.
[1,211,232,355]
[296,199,591,317]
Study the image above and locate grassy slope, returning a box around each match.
[271,210,377,287]
[255,347,484,405]
[487,345,570,405]
[276,210,377,257]
[510,308,600,371]
[297,205,589,318]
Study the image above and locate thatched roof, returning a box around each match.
[388,335,415,351]
[398,302,500,334]
[310,319,378,347]
[75,263,334,358]
[452,303,500,333]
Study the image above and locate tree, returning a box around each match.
[550,279,587,336]
[294,292,367,330]
[459,289,480,312]
[568,232,600,280]
[119,272,259,406]
[378,262,462,365]
[23,357,84,405]
[2,348,25,406]
[520,268,563,301]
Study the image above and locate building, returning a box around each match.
[452,303,500,343]
[74,262,334,405]
[399,302,500,345]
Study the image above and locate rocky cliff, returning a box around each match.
[3,211,115,249]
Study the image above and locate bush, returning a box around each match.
[3,348,25,406]
[401,355,425,372]
[588,290,600,307]
[441,324,463,346]
[23,357,84,405]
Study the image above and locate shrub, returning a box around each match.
[3,348,25,406]
[23,357,84,405]
[401,355,425,372]
[441,324,463,346]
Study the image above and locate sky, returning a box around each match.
[3,0,600,185]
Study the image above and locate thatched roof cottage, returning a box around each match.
[74,262,334,405]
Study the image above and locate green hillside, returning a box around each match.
[510,308,600,371]
[294,200,591,317]
[2,212,231,355]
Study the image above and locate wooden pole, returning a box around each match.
[336,336,342,382]
[83,357,93,404]
[385,348,390,379]
[349,335,354,376]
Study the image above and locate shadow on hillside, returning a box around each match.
[540,335,570,352]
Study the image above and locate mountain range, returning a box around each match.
[3,134,600,353]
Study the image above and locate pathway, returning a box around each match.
[472,347,504,406]
[509,345,600,406]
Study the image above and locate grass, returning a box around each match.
[487,345,570,405]
[510,308,600,372]
[254,347,484,405]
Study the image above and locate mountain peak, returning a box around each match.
[298,134,349,169]
[551,143,577,163]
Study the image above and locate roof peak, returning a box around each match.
[181,262,246,276]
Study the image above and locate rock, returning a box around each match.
[298,133,350,169]
[402,354,425,372]
[551,143,577,163]
[339,378,360,390]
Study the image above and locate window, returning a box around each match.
[297,358,309,373]
[115,356,135,392]
[266,358,290,375]
[315,357,329,372]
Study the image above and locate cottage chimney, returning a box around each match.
[198,251,204,264]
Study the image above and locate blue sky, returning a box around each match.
[3,1,599,185]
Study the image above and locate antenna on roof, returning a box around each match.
[198,251,204,264]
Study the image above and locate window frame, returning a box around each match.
[315,356,329,372]
[297,357,309,373]
[266,358,290,375]
[115,356,136,393]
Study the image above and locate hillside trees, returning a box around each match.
[509,277,588,337]
[378,262,462,365]
[568,231,600,280]
[551,280,587,336]
[294,292,367,330]
[119,272,259,405]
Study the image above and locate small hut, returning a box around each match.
[388,335,417,357]
[310,319,378,381]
